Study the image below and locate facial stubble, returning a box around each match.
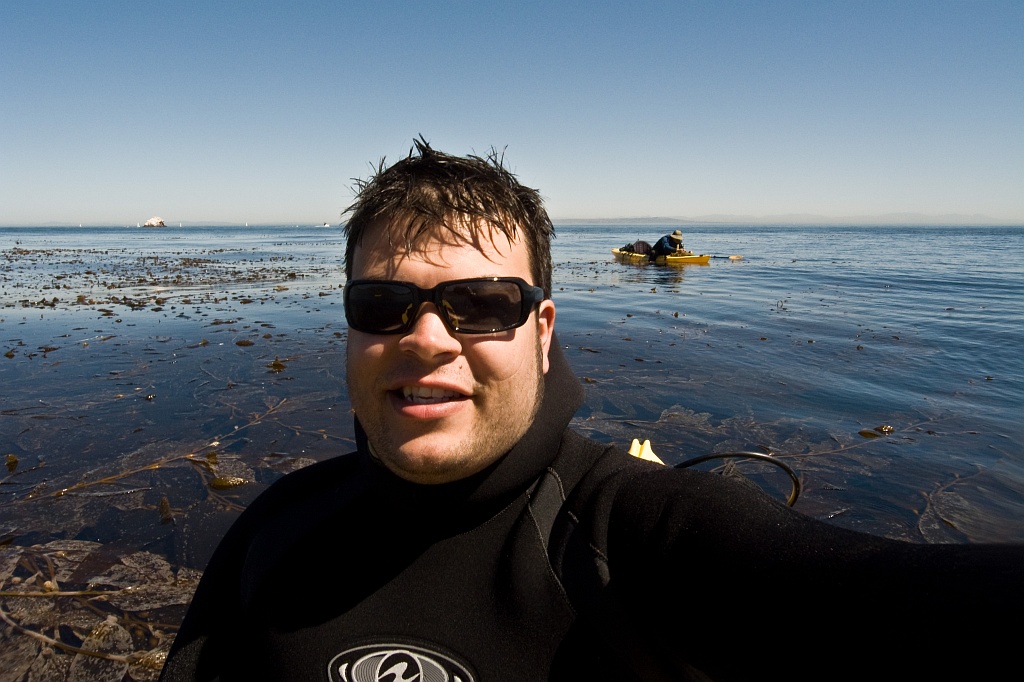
[346,328,547,483]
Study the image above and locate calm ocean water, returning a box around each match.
[2,224,1023,550]
[556,225,1024,540]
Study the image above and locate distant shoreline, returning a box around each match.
[3,214,1022,229]
[550,214,1024,227]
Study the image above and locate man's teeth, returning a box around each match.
[401,386,461,403]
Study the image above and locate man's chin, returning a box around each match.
[378,438,505,485]
[381,453,470,485]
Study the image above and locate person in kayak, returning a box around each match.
[650,229,685,259]
[160,139,1024,682]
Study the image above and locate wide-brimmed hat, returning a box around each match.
[669,230,683,241]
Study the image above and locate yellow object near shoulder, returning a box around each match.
[628,438,664,465]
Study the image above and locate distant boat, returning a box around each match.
[322,222,330,228]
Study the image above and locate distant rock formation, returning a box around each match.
[143,216,166,227]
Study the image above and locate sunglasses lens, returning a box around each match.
[346,282,416,333]
[442,280,523,332]
[345,278,539,334]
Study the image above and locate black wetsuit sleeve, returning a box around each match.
[580,466,1023,681]
[158,501,256,682]
[157,452,342,681]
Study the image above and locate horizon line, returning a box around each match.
[3,212,1023,228]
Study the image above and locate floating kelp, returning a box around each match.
[858,424,895,438]
[1,363,350,676]
[1,244,335,317]
[0,540,198,682]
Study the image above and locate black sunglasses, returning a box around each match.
[344,277,546,335]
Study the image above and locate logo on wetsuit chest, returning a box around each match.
[328,642,476,682]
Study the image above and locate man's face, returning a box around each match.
[346,221,556,484]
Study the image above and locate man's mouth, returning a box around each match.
[399,386,466,404]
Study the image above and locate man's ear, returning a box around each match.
[537,299,556,374]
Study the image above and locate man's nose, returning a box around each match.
[398,303,462,359]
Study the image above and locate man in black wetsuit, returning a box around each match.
[161,141,1022,681]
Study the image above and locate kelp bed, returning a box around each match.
[2,243,1023,680]
[2,243,352,680]
[1,386,350,681]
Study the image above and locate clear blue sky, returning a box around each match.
[2,1,1022,225]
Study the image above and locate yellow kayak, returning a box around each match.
[661,252,711,265]
[611,248,649,263]
[611,248,711,265]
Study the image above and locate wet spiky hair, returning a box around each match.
[342,137,554,295]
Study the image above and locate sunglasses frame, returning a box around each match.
[344,276,546,335]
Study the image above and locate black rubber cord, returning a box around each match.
[676,451,802,507]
